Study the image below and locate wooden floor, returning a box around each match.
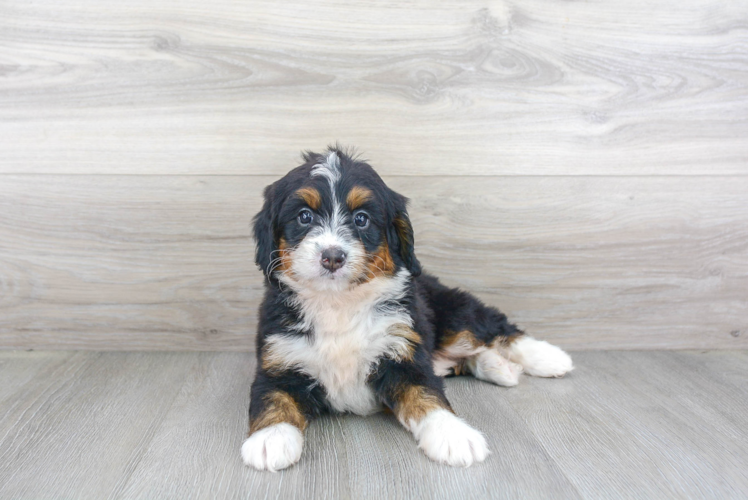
[1,351,747,499]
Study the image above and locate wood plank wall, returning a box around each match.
[1,0,746,350]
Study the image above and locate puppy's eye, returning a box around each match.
[298,209,313,225]
[354,212,369,228]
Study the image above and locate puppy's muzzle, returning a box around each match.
[320,247,346,273]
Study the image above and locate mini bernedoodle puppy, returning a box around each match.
[242,146,573,471]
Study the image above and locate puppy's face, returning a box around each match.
[254,149,420,291]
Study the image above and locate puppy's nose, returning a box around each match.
[320,247,346,272]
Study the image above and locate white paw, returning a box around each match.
[468,350,524,387]
[412,409,489,467]
[509,337,574,378]
[241,423,303,472]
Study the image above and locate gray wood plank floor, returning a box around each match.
[0,351,746,499]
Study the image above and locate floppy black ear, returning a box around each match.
[387,191,422,277]
[253,184,278,276]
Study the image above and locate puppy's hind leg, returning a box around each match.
[507,336,574,378]
[419,272,573,382]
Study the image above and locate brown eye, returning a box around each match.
[298,209,313,225]
[354,212,369,228]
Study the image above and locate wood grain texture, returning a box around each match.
[1,351,747,499]
[1,0,747,175]
[505,351,748,498]
[0,175,256,350]
[337,377,579,500]
[116,353,355,500]
[0,351,199,499]
[2,0,747,350]
[0,351,75,412]
[1,175,745,350]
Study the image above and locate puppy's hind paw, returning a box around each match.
[241,423,303,472]
[509,337,574,378]
[468,349,524,387]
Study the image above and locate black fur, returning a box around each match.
[248,147,521,432]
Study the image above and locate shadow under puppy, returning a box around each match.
[243,147,573,471]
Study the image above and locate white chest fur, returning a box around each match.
[267,271,413,415]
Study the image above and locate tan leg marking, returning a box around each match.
[249,390,307,435]
[433,330,487,376]
[395,385,452,426]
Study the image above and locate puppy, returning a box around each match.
[242,147,573,472]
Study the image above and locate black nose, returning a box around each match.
[320,247,347,272]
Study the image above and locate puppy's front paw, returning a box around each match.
[413,409,489,467]
[241,423,303,472]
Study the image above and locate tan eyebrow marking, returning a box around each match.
[295,187,321,210]
[346,186,373,210]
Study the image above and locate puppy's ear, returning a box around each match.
[387,190,422,277]
[253,183,278,276]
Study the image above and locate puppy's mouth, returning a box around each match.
[319,266,348,280]
[277,248,357,289]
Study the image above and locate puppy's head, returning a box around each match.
[253,147,421,291]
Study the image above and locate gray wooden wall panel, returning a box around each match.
[1,175,745,350]
[1,0,746,349]
[1,0,747,176]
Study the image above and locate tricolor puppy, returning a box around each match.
[242,147,573,471]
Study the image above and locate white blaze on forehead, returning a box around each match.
[310,151,341,187]
[310,151,346,243]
